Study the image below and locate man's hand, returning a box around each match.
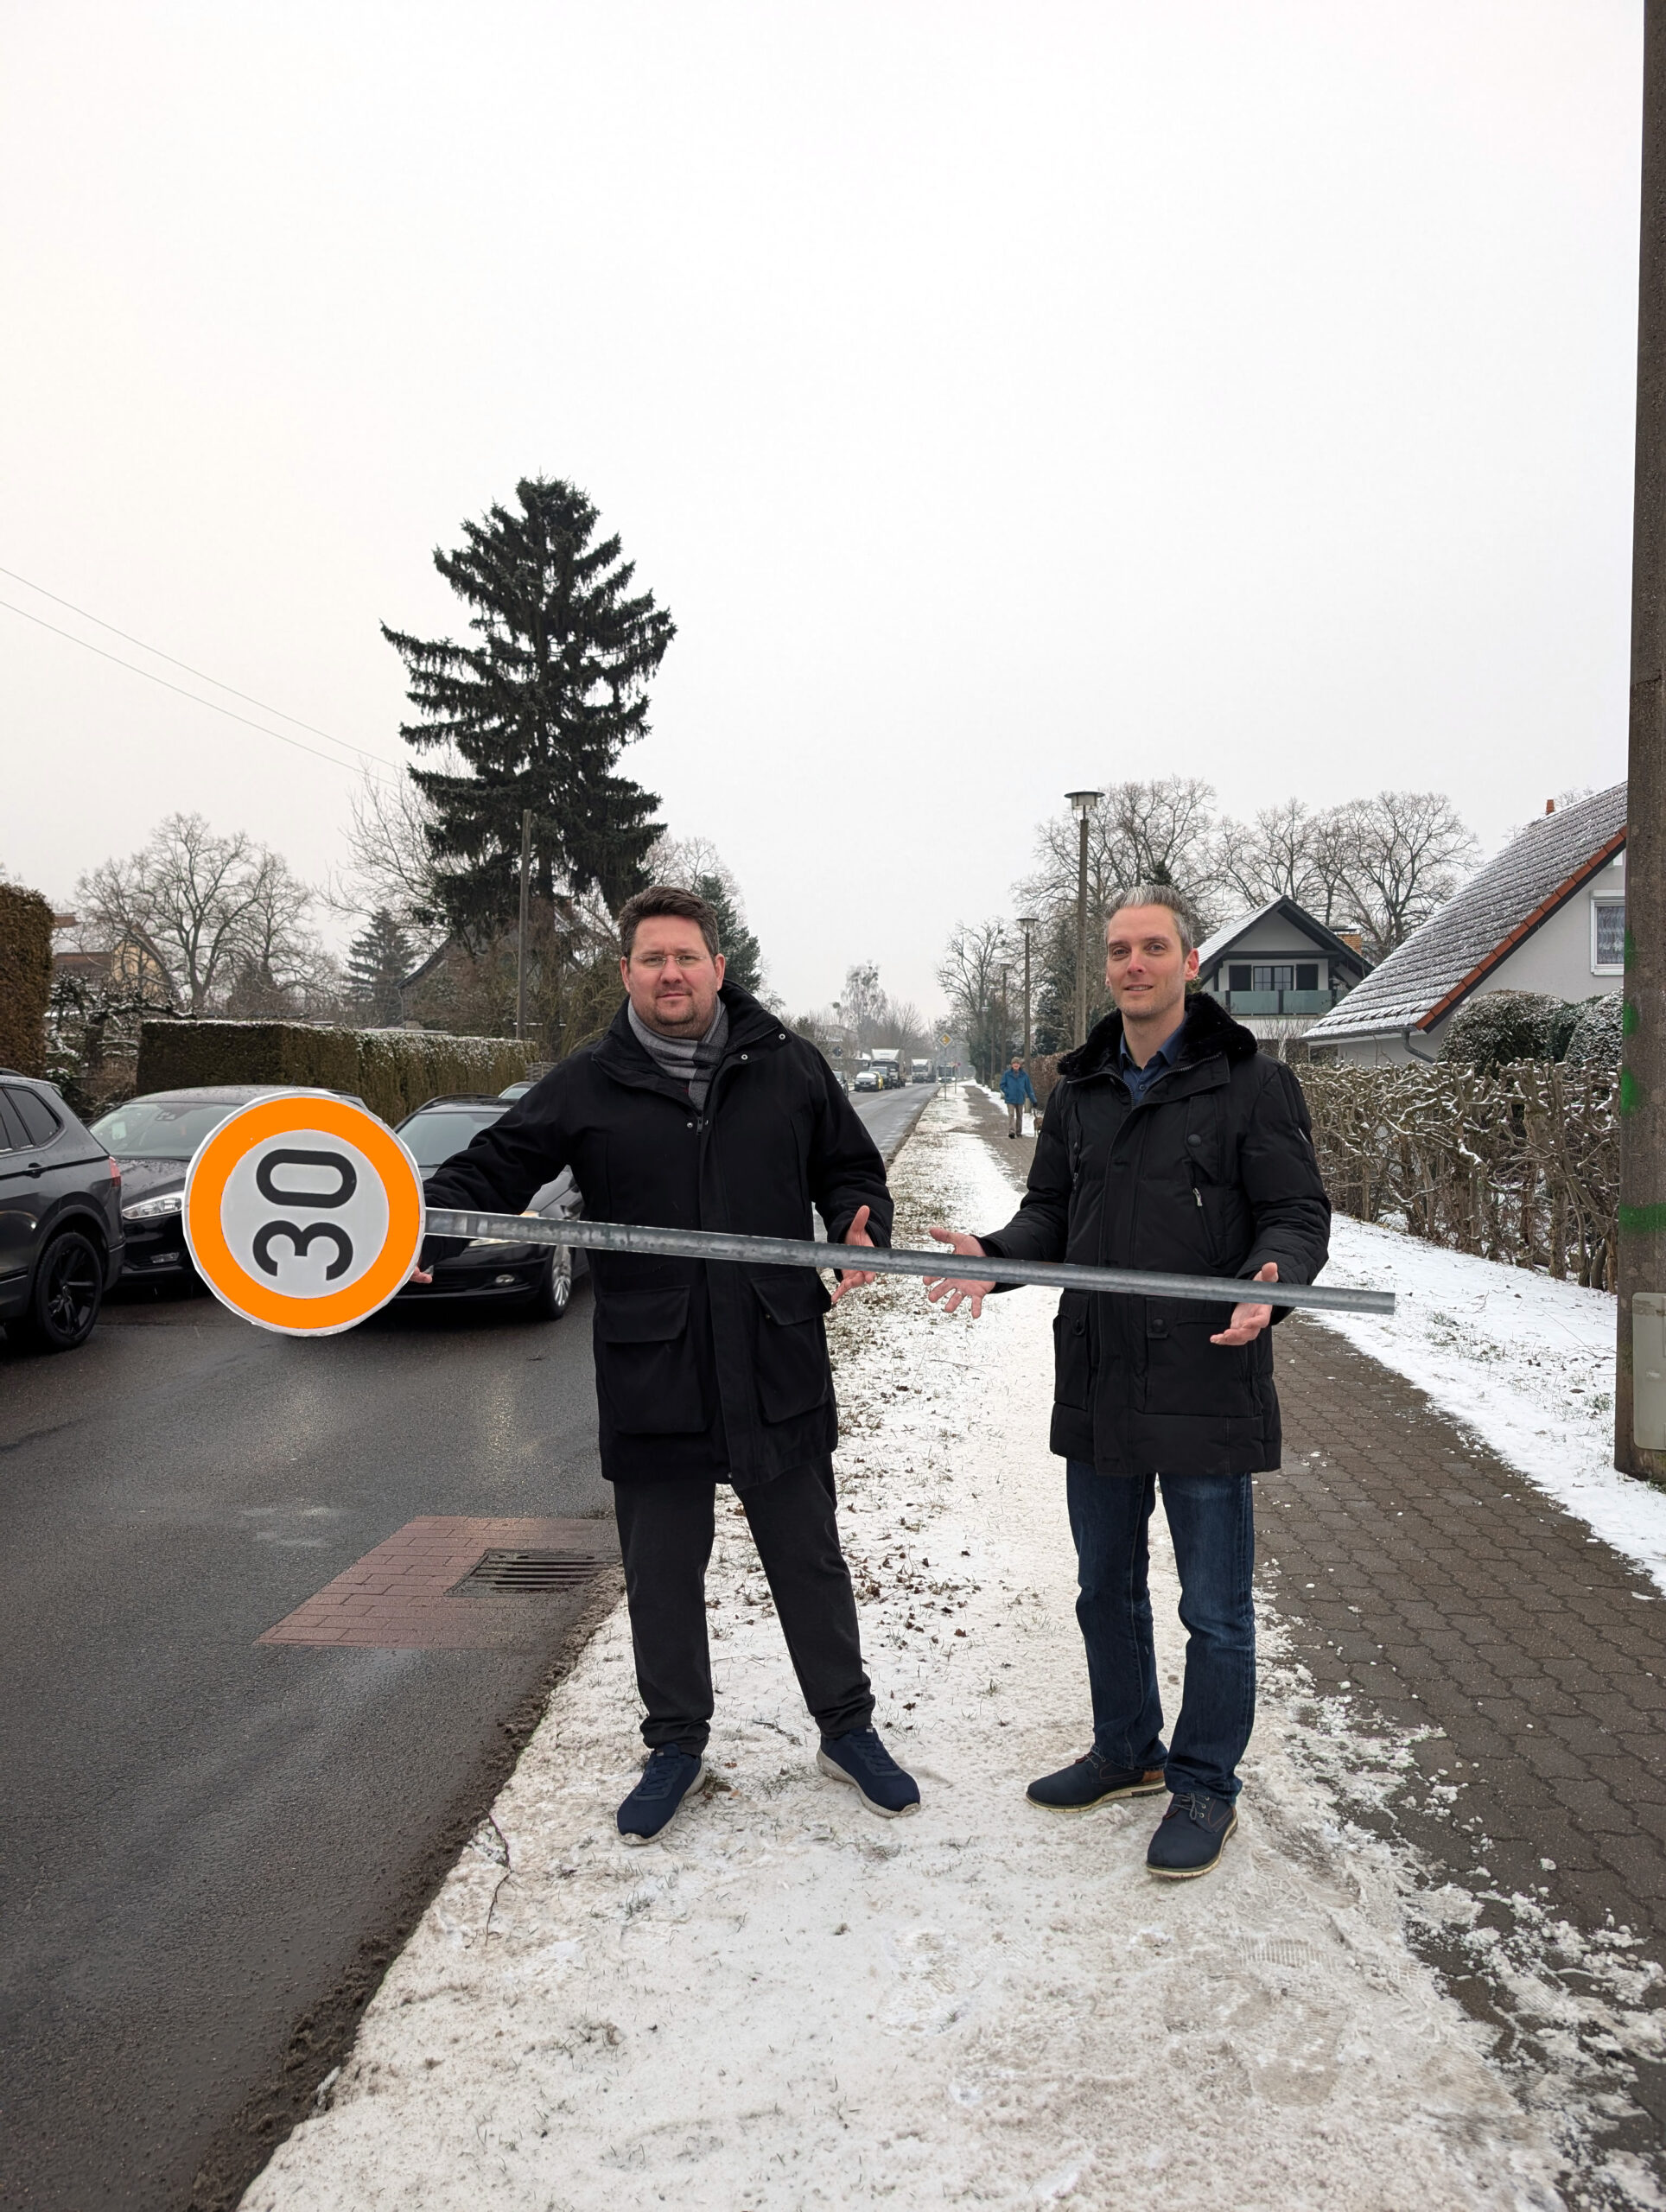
[1211,1260,1279,1346]
[923,1227,998,1319]
[830,1204,876,1303]
[408,1264,432,1285]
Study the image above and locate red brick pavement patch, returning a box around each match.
[258,1516,619,1650]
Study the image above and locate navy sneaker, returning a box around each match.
[617,1745,706,1845]
[817,1727,921,1818]
[1146,1789,1238,1878]
[1027,1748,1167,1812]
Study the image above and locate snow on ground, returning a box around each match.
[1312,1217,1666,1598]
[244,1096,1576,2212]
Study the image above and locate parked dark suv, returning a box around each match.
[0,1071,125,1351]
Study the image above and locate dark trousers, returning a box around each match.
[612,1455,874,1752]
[1066,1461,1256,1802]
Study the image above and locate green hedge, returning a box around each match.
[0,885,54,1077]
[136,1021,536,1122]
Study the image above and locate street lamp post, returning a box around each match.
[515,807,533,1044]
[1016,914,1039,1062]
[1065,791,1104,1048]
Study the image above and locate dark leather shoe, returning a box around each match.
[1146,1789,1238,1878]
[1027,1747,1167,1811]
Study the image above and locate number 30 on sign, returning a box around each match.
[183,1094,425,1335]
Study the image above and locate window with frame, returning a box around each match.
[1295,963,1319,991]
[1228,964,1251,991]
[1593,899,1625,972]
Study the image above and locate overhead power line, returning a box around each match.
[0,564,404,784]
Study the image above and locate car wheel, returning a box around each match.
[23,1230,105,1352]
[526,1247,573,1321]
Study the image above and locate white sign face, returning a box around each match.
[183,1093,425,1336]
[216,1128,391,1300]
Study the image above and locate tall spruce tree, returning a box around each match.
[383,478,674,934]
[696,873,762,995]
[346,906,415,1024]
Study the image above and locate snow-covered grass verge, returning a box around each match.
[1313,1217,1666,1596]
[243,1096,1574,2212]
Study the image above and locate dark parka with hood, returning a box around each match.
[420,985,893,1488]
[978,994,1330,1478]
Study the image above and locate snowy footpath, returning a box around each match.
[245,1094,1581,2212]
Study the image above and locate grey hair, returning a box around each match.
[1105,884,1199,957]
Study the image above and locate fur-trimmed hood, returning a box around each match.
[1055,989,1260,1084]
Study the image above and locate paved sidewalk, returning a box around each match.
[1268,1325,1666,2169]
[960,1078,1666,2193]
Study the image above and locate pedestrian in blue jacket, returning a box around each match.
[1000,1055,1039,1138]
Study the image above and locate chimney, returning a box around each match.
[1339,931,1364,954]
[1546,798,1555,814]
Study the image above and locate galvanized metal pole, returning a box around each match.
[1620,3,1666,1478]
[1023,925,1033,1062]
[515,808,532,1045]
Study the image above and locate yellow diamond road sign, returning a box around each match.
[183,1093,425,1336]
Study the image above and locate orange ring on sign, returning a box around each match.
[184,1095,424,1334]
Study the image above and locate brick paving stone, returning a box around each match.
[1267,1316,1666,2162]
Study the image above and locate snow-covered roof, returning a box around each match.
[1307,783,1627,1041]
[1195,902,1281,968]
[1193,896,1370,976]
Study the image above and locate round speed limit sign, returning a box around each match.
[183,1094,425,1336]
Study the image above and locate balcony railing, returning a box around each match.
[1223,988,1339,1016]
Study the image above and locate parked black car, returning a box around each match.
[395,1095,586,1319]
[91,1085,366,1288]
[0,1070,125,1351]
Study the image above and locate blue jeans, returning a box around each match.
[1065,1461,1256,1802]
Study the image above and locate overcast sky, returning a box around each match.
[0,1,1642,1015]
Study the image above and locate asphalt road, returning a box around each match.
[847,1077,935,1166]
[0,1076,933,2212]
[0,1283,613,2212]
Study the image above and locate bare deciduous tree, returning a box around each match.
[936,920,1012,1081]
[1336,790,1478,961]
[77,813,327,1015]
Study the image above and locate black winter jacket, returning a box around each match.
[422,986,893,1487]
[979,994,1330,1478]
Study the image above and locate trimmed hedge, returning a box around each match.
[0,885,54,1077]
[136,1020,536,1122]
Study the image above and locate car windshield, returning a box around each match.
[399,1104,506,1167]
[92,1099,241,1160]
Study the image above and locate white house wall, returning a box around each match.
[1478,853,1625,1006]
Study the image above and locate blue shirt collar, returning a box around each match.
[1118,1022,1184,1079]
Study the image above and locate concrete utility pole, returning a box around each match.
[1619,3,1666,1479]
[1066,791,1104,1047]
[515,809,533,1044]
[1017,914,1038,1061]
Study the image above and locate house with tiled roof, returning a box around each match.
[1193,899,1373,1051]
[1306,782,1626,1066]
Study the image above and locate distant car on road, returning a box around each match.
[853,1068,881,1093]
[0,1070,124,1351]
[92,1085,366,1290]
[395,1095,586,1319]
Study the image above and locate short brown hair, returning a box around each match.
[617,884,722,961]
[1105,883,1199,957]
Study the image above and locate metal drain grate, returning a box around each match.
[448,1548,604,1597]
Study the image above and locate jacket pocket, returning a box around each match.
[594,1286,707,1434]
[752,1269,832,1425]
[1052,1291,1091,1412]
[1142,1306,1258,1420]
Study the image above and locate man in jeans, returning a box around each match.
[924,887,1329,1878]
[1000,1053,1039,1138]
